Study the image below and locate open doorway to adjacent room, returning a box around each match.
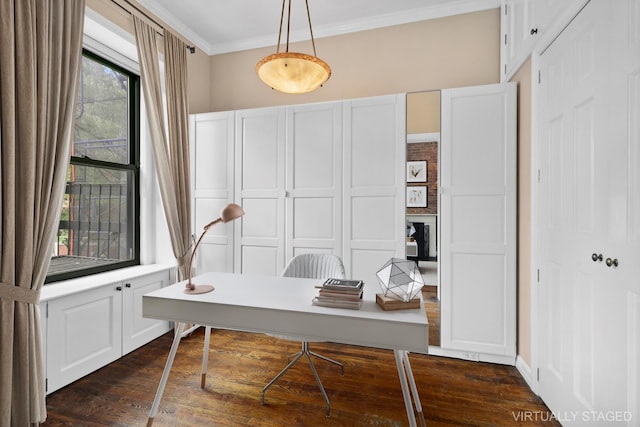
[407,90,440,347]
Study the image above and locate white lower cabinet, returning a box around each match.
[44,268,172,394]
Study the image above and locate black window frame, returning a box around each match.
[46,49,141,283]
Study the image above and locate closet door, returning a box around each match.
[343,95,406,285]
[286,102,342,261]
[537,0,640,419]
[235,107,286,275]
[190,111,235,274]
[440,83,517,361]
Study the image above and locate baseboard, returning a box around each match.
[516,355,538,393]
[428,346,516,366]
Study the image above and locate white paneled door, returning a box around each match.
[190,111,236,274]
[439,83,517,361]
[286,102,343,260]
[537,0,640,422]
[235,107,286,276]
[343,95,406,286]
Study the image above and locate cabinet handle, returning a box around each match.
[530,28,538,35]
[125,283,131,288]
[605,258,619,267]
[591,253,603,262]
[116,286,123,291]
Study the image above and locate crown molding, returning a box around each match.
[137,0,499,56]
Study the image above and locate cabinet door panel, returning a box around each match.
[440,83,516,358]
[292,197,334,239]
[286,102,342,260]
[122,270,171,355]
[192,112,234,195]
[241,246,279,276]
[351,195,398,241]
[291,106,338,189]
[343,95,406,285]
[350,102,399,188]
[47,285,122,394]
[236,108,286,274]
[190,112,235,273]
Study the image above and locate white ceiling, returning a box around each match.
[135,0,500,55]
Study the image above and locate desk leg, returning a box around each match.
[402,351,426,427]
[147,322,185,427]
[394,350,426,427]
[201,326,211,388]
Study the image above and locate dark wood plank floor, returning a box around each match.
[422,286,440,347]
[43,327,559,426]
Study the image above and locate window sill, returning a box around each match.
[40,263,175,302]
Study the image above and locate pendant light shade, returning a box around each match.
[257,0,331,94]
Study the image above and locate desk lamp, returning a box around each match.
[184,203,244,294]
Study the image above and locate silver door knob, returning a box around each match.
[605,258,619,267]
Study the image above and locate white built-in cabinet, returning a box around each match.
[192,88,518,364]
[500,0,588,81]
[234,106,287,275]
[42,266,172,394]
[190,94,406,287]
[342,96,406,285]
[190,111,236,275]
[438,83,517,364]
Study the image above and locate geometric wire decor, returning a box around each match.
[375,258,424,302]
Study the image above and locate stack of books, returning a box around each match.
[312,278,364,310]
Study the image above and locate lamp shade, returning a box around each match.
[257,52,331,94]
[220,203,245,223]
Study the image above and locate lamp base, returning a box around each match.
[184,284,215,294]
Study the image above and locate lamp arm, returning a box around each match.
[186,217,222,289]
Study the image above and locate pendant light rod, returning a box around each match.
[305,0,317,57]
[276,0,286,54]
[275,0,317,56]
[285,0,292,51]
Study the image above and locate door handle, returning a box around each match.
[591,253,603,262]
[605,258,619,267]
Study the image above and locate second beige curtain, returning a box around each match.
[133,17,192,280]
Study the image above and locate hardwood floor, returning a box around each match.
[422,286,440,347]
[43,328,559,426]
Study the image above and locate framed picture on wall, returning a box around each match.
[406,161,427,182]
[407,186,428,207]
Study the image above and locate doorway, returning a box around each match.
[407,90,440,347]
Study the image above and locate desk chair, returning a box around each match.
[261,253,346,417]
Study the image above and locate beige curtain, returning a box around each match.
[0,1,85,425]
[133,17,192,281]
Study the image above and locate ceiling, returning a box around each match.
[135,0,499,56]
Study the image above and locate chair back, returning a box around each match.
[281,253,346,280]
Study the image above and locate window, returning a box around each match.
[46,50,140,283]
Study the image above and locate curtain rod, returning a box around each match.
[111,0,196,53]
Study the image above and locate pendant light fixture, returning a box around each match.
[256,0,331,94]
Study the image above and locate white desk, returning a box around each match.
[143,272,428,426]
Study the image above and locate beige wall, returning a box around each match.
[407,90,441,134]
[201,9,500,113]
[187,50,212,113]
[510,57,532,366]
